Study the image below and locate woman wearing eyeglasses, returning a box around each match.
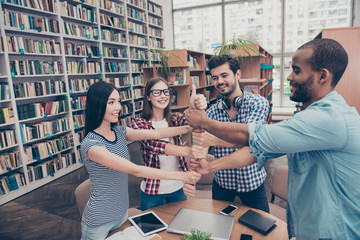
[131,77,206,210]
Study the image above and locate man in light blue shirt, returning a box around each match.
[186,38,360,239]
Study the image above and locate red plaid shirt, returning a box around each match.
[130,113,188,194]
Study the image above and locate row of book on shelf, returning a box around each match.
[100,14,127,29]
[0,129,16,149]
[69,78,100,93]
[0,83,10,101]
[65,43,99,57]
[19,117,71,143]
[0,107,15,124]
[187,54,200,71]
[73,113,85,128]
[17,100,68,120]
[100,0,125,14]
[10,60,63,76]
[66,61,101,74]
[0,150,80,195]
[7,36,61,55]
[0,151,21,174]
[27,151,77,183]
[3,0,56,13]
[59,1,97,23]
[13,80,66,99]
[62,21,98,39]
[3,9,59,34]
[71,96,86,110]
[0,172,25,195]
[24,134,73,162]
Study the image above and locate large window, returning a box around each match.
[173,0,352,107]
[174,6,222,53]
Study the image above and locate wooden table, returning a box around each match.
[111,199,288,240]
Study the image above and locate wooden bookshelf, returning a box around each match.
[233,44,273,122]
[316,27,360,114]
[142,49,217,112]
[0,0,164,205]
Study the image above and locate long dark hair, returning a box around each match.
[85,81,118,136]
[142,77,171,122]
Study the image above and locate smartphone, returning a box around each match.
[240,234,252,240]
[220,204,238,215]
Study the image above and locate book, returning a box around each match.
[170,90,177,107]
[238,210,277,235]
[243,85,259,94]
[105,226,160,240]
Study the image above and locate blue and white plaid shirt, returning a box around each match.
[207,91,269,192]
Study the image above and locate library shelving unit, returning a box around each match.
[234,44,273,122]
[0,0,164,205]
[142,49,218,112]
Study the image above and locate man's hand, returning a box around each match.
[185,108,207,129]
[189,84,207,110]
[189,158,211,175]
[183,183,196,198]
[192,131,213,147]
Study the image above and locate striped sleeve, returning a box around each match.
[80,138,103,161]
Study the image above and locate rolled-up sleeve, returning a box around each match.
[248,123,284,169]
[248,103,347,169]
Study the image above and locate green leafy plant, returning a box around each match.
[181,228,212,240]
[214,36,260,66]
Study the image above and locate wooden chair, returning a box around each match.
[268,166,288,222]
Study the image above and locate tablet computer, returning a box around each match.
[128,211,168,237]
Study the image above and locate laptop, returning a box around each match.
[167,208,235,240]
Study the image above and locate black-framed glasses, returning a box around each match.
[149,89,171,97]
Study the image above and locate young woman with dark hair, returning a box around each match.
[80,81,201,240]
[131,77,207,210]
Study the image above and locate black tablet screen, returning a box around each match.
[132,213,166,234]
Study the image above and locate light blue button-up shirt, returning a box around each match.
[248,91,360,240]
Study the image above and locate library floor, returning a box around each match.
[0,143,287,240]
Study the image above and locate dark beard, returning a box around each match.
[290,75,314,103]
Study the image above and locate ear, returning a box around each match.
[318,68,331,86]
[236,69,241,80]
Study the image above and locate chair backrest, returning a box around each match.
[271,166,288,202]
[75,179,91,218]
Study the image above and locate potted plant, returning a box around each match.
[214,36,260,65]
[181,228,212,240]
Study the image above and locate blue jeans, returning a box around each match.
[140,188,187,211]
[81,212,128,240]
[212,180,270,213]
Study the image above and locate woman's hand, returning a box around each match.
[191,145,207,159]
[183,183,197,198]
[189,158,211,175]
[182,171,201,184]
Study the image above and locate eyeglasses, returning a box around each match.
[149,89,171,97]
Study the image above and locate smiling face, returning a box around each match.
[103,89,122,124]
[288,49,317,105]
[147,81,170,111]
[210,62,240,97]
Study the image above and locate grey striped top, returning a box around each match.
[80,126,130,227]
